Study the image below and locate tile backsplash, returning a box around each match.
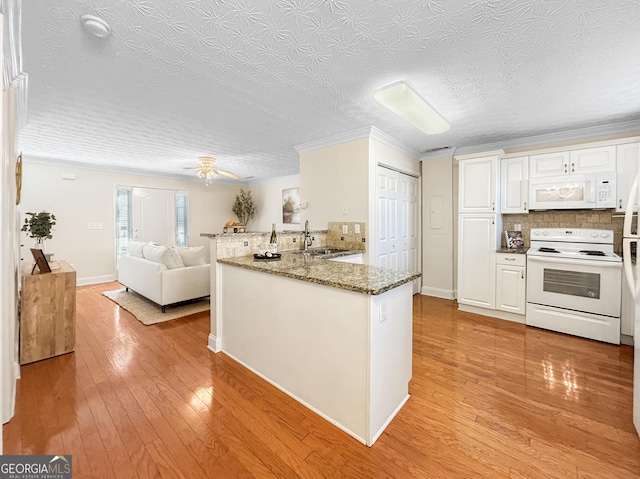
[502,210,624,253]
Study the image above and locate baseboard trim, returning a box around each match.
[458,303,525,324]
[222,349,367,446]
[207,334,221,353]
[77,274,116,286]
[13,361,20,380]
[368,394,410,446]
[420,286,455,300]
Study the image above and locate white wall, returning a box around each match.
[19,161,239,284]
[299,138,370,229]
[421,156,455,299]
[248,175,300,232]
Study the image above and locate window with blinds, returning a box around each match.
[176,191,189,247]
[115,187,189,258]
[115,187,131,257]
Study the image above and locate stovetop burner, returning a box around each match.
[538,247,560,253]
[579,250,606,256]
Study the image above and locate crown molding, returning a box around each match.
[420,146,456,161]
[294,126,420,159]
[453,119,640,157]
[246,174,300,186]
[21,155,250,186]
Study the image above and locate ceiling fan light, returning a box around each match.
[375,82,450,135]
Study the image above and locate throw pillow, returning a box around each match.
[168,245,185,268]
[143,244,180,269]
[176,246,207,267]
[127,240,145,258]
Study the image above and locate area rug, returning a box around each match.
[102,289,209,325]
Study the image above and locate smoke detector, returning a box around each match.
[80,15,112,38]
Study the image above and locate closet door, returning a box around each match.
[377,166,420,294]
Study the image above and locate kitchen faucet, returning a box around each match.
[304,220,313,251]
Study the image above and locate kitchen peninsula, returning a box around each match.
[204,233,420,446]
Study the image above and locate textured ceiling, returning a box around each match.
[18,0,640,182]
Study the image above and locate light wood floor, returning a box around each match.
[4,281,640,478]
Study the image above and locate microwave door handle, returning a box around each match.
[623,238,638,297]
[624,175,638,237]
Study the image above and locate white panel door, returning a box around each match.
[377,166,420,293]
[501,157,528,214]
[132,187,176,245]
[377,169,398,270]
[616,143,639,213]
[457,214,497,309]
[458,156,497,213]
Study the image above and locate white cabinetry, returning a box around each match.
[501,157,528,214]
[457,214,499,309]
[569,146,616,174]
[458,156,498,213]
[529,146,616,178]
[529,151,570,177]
[495,253,526,315]
[616,143,639,213]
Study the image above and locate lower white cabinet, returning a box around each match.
[457,214,499,309]
[495,253,526,315]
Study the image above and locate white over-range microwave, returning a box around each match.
[529,172,616,210]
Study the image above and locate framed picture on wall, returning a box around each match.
[282,188,300,224]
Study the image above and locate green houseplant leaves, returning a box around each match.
[21,211,57,240]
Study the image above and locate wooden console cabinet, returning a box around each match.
[20,260,76,365]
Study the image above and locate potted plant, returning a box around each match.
[231,189,256,231]
[21,211,56,250]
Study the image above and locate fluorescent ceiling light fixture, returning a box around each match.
[375,82,450,134]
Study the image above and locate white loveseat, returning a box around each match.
[118,242,210,312]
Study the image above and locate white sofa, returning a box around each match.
[118,242,210,312]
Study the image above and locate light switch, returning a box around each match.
[342,224,348,234]
[354,224,360,234]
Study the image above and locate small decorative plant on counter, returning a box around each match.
[231,188,256,228]
[21,211,56,249]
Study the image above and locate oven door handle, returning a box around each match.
[527,255,622,268]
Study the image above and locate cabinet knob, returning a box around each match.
[492,202,495,211]
[524,201,527,210]
[521,271,524,279]
[619,198,623,209]
[571,162,575,173]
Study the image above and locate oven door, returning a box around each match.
[527,255,622,317]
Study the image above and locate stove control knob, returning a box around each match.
[601,232,609,238]
[591,232,598,238]
[533,231,540,236]
[542,231,548,236]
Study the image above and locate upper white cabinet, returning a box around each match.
[616,143,639,213]
[529,151,570,177]
[569,146,616,175]
[529,146,616,178]
[501,156,528,214]
[458,155,499,213]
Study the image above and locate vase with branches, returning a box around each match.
[21,211,56,250]
[232,189,256,226]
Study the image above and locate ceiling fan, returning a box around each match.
[183,156,240,186]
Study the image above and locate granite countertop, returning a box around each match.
[217,252,421,295]
[201,230,326,238]
[496,248,529,254]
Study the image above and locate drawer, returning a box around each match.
[496,253,526,267]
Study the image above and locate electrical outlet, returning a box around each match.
[342,224,348,234]
[354,224,360,234]
[379,302,387,322]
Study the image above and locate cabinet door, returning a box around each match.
[496,264,526,315]
[501,157,528,214]
[529,151,569,177]
[458,156,497,213]
[616,143,639,213]
[457,214,497,309]
[570,146,616,175]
